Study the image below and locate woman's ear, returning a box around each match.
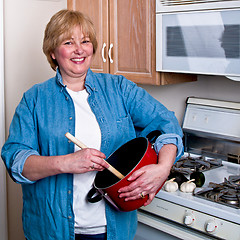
[51,52,56,60]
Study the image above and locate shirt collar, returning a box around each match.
[55,68,66,88]
[85,69,98,93]
[55,68,97,92]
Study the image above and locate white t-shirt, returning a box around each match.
[67,88,106,235]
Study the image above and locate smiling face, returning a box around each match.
[51,26,94,85]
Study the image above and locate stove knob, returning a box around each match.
[184,213,195,226]
[205,220,218,233]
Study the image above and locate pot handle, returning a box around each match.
[87,187,103,203]
[147,130,162,145]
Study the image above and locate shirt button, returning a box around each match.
[68,190,71,194]
[66,97,69,101]
[68,216,72,219]
[69,117,72,120]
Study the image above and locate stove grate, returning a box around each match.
[194,176,240,209]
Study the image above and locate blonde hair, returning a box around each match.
[43,9,98,71]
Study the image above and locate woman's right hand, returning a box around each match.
[63,148,108,174]
[22,148,108,181]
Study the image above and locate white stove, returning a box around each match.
[137,98,240,240]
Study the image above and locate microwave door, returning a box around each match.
[156,10,240,77]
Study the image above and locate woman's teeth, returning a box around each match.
[72,58,84,62]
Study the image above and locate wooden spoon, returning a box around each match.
[65,132,124,179]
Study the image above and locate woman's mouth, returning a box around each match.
[71,57,85,63]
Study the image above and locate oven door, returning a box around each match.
[135,210,218,240]
[156,9,240,78]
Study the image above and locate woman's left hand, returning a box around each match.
[118,144,177,206]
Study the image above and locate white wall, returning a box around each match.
[141,75,240,124]
[4,0,67,126]
[4,1,67,240]
[0,0,7,239]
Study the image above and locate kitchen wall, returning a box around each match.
[4,1,67,240]
[0,0,7,240]
[3,1,240,240]
[140,74,240,125]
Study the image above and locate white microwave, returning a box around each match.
[156,0,240,79]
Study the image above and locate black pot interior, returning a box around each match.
[95,137,148,189]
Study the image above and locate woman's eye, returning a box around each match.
[64,41,72,45]
[82,39,91,44]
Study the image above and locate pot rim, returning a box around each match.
[93,137,149,190]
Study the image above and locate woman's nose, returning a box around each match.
[74,43,84,54]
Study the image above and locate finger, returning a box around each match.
[119,185,150,201]
[123,191,147,202]
[82,149,108,169]
[127,169,145,181]
[119,182,156,201]
[90,149,106,160]
[89,162,105,171]
[143,193,155,206]
[90,157,109,169]
[118,181,141,193]
[118,175,149,193]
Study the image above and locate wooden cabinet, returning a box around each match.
[67,0,196,85]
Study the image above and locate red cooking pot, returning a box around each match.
[87,137,164,212]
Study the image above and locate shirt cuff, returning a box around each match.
[11,149,39,184]
[154,133,184,163]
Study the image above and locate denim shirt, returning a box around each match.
[1,69,183,240]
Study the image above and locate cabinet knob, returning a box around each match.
[108,43,114,63]
[101,43,107,63]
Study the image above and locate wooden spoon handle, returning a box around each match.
[65,132,88,149]
[65,132,124,179]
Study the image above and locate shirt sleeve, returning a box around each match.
[1,91,39,184]
[11,150,39,184]
[154,133,184,163]
[119,77,184,162]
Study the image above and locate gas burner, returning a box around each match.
[221,190,240,206]
[194,175,240,209]
[174,153,222,174]
[180,159,211,170]
[206,187,240,206]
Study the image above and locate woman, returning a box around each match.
[1,10,183,240]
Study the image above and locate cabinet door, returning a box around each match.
[109,0,160,85]
[68,0,196,85]
[68,0,109,73]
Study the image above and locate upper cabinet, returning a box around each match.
[67,0,196,85]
